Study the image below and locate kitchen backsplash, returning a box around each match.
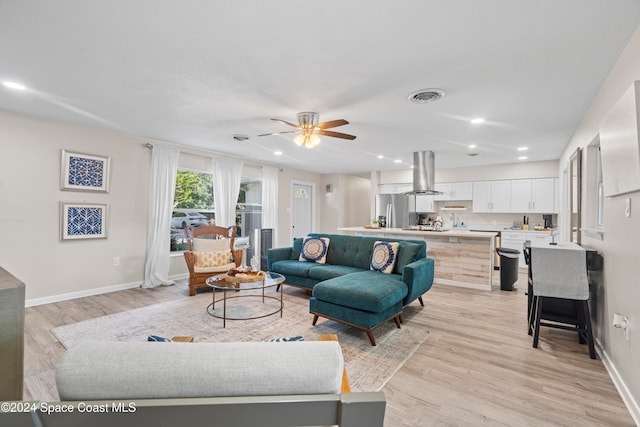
[416,201,557,230]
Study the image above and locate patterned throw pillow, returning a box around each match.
[267,336,304,342]
[195,250,232,267]
[370,241,399,274]
[299,237,330,264]
[148,335,172,342]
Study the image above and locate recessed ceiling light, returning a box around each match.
[518,156,528,160]
[377,155,384,159]
[394,159,402,163]
[2,81,26,90]
[517,147,528,151]
[470,118,485,124]
[274,151,283,155]
[468,144,477,149]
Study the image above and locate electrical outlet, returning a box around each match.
[625,198,631,218]
[113,256,120,266]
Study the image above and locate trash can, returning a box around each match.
[496,247,520,291]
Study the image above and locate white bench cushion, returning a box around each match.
[56,340,344,400]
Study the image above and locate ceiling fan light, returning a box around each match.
[294,133,321,148]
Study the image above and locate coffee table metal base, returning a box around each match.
[207,289,283,327]
[205,272,285,328]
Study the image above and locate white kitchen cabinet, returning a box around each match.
[531,178,555,213]
[527,231,553,245]
[415,195,435,212]
[433,182,473,201]
[510,179,532,212]
[379,183,412,194]
[473,181,511,212]
[500,230,554,267]
[500,230,528,267]
[509,178,555,213]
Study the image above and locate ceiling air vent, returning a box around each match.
[408,88,445,104]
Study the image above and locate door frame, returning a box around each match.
[290,180,317,241]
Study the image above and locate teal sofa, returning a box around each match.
[267,233,434,345]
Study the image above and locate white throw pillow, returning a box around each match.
[193,238,229,252]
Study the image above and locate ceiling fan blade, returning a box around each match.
[257,130,301,137]
[316,119,349,129]
[317,129,357,140]
[270,118,300,128]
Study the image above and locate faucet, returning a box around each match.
[450,212,458,228]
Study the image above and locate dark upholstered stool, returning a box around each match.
[525,242,596,360]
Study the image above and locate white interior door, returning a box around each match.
[292,183,313,239]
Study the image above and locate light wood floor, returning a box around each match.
[23,273,634,426]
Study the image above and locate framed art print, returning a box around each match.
[61,149,110,192]
[60,202,108,240]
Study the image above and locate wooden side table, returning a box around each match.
[172,336,194,343]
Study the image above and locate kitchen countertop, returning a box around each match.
[338,227,497,240]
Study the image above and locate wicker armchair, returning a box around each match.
[183,225,243,296]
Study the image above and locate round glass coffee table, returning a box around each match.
[205,272,285,327]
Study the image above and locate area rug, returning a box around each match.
[52,290,429,392]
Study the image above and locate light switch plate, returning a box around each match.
[625,198,631,218]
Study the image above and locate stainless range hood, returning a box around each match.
[409,150,442,195]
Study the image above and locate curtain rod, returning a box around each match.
[143,140,273,170]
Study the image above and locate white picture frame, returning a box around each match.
[60,149,110,192]
[60,202,108,240]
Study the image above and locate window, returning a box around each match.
[171,169,215,252]
[170,169,263,256]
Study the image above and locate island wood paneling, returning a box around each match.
[426,238,493,291]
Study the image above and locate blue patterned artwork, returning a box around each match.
[67,155,104,187]
[61,150,110,192]
[61,203,107,240]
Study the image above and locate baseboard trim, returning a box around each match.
[25,273,190,307]
[596,338,640,426]
[25,281,142,307]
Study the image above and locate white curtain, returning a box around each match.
[261,165,279,247]
[213,157,244,228]
[143,146,180,288]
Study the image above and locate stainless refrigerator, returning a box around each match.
[375,194,416,229]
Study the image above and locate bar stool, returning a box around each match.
[528,242,596,359]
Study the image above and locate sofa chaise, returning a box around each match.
[268,233,435,345]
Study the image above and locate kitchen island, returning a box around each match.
[337,227,498,291]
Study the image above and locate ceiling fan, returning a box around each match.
[258,112,356,148]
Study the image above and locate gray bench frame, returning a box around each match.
[2,392,386,427]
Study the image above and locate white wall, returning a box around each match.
[0,109,323,302]
[0,110,150,301]
[319,174,371,233]
[559,23,640,422]
[276,168,323,247]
